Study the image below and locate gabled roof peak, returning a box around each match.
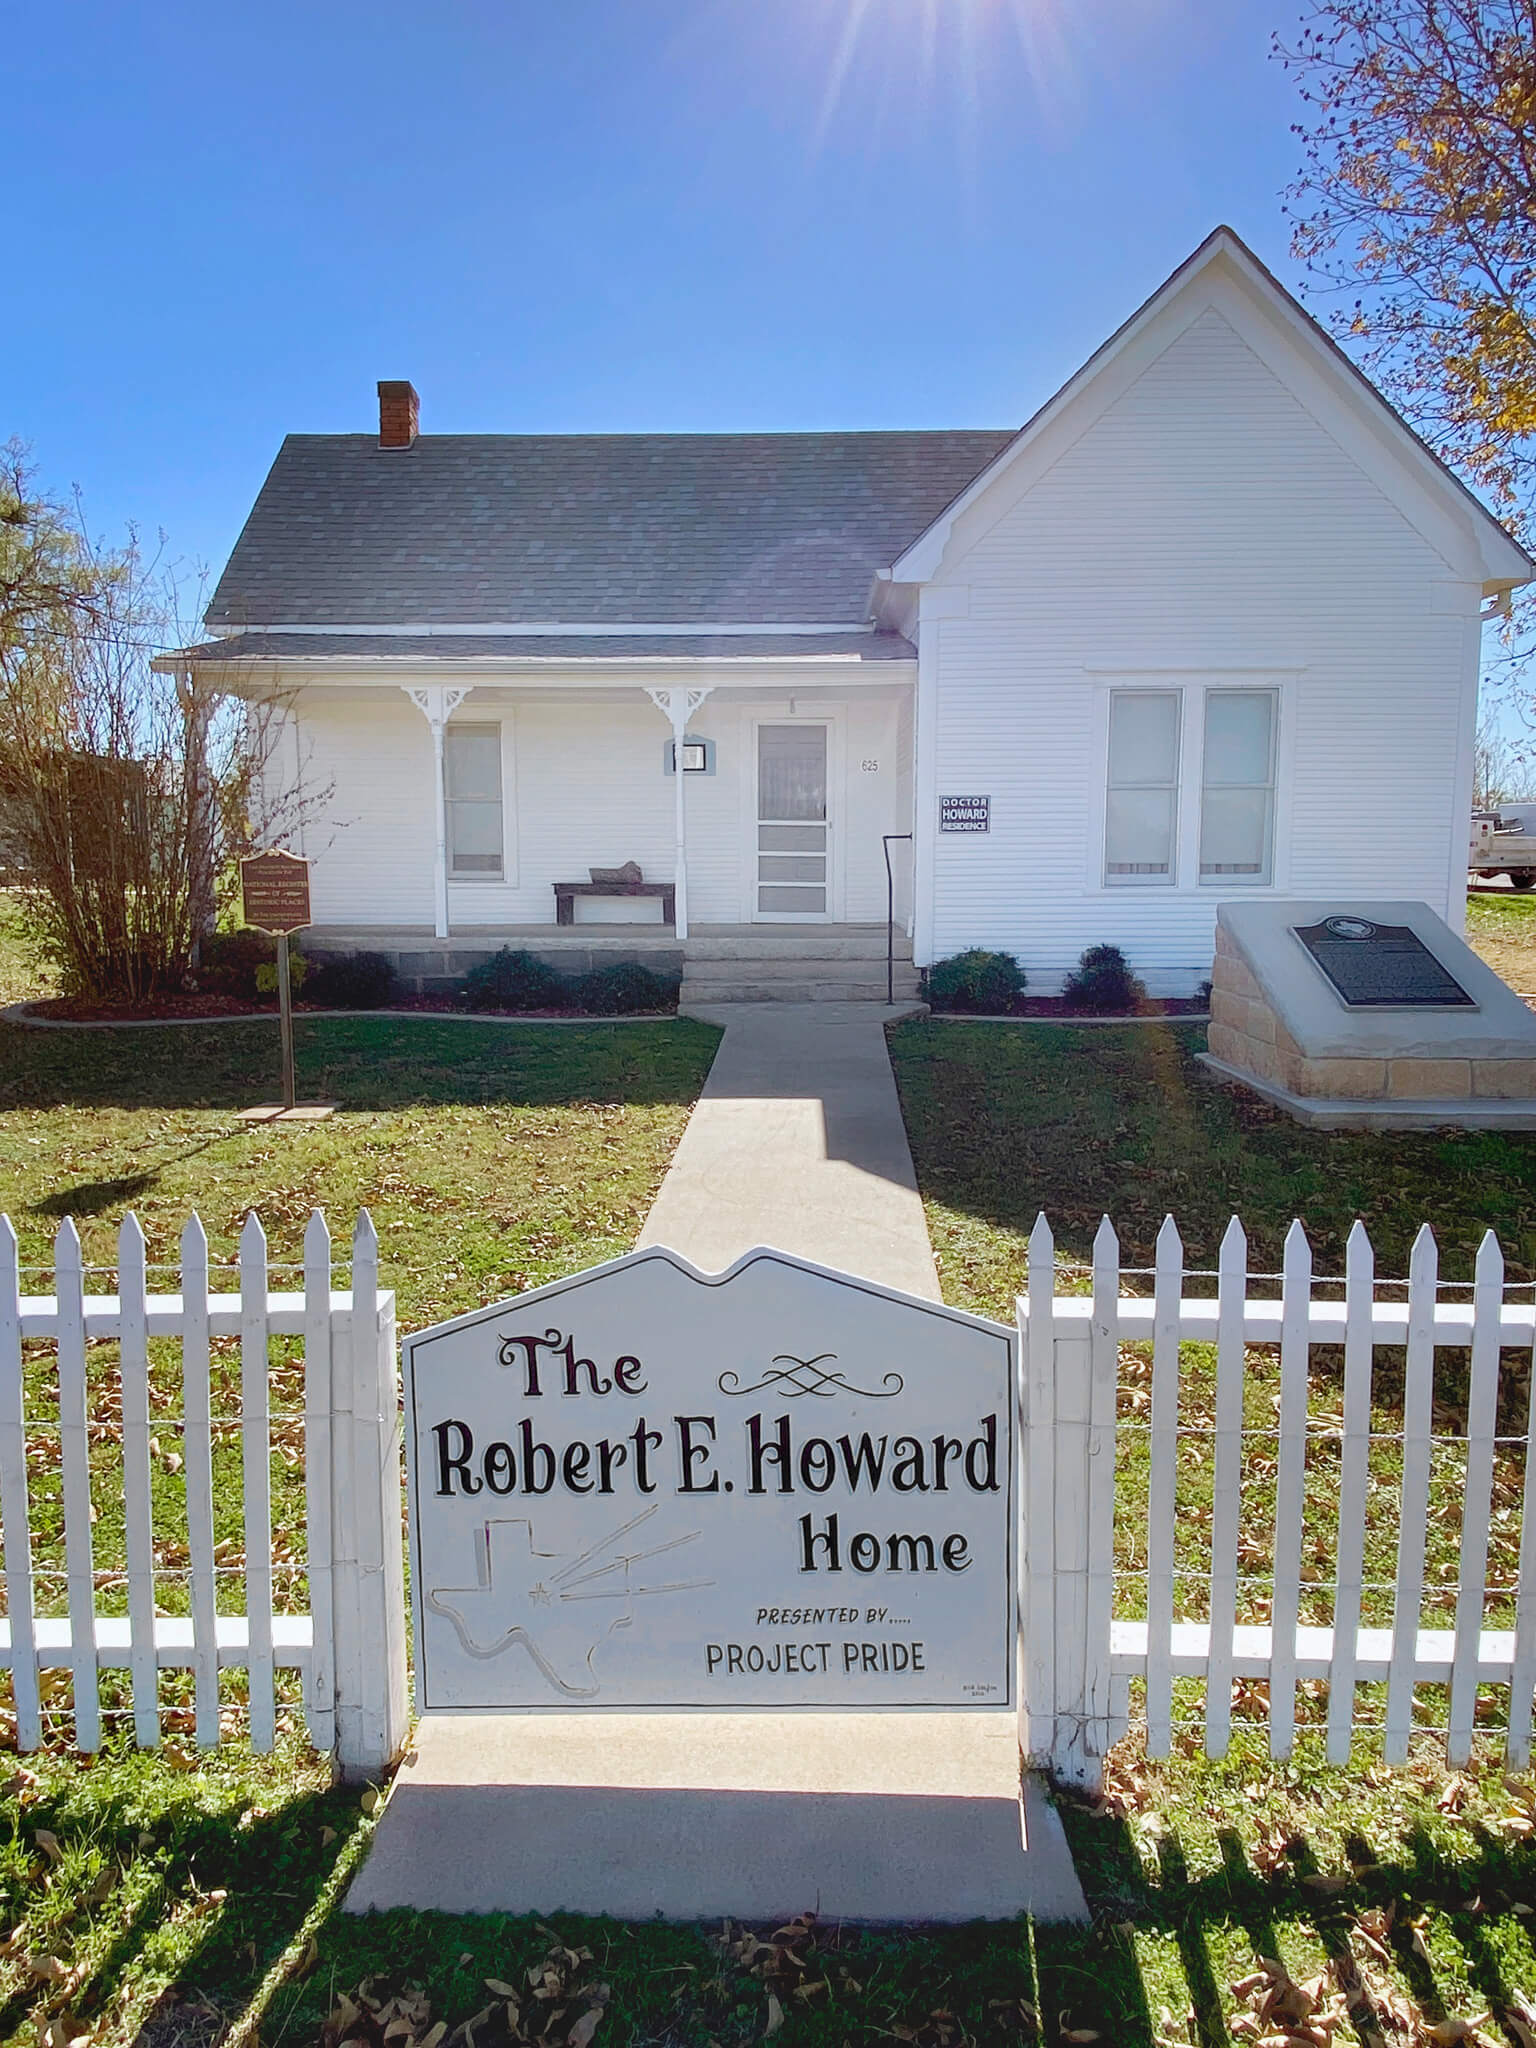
[890,223,1532,592]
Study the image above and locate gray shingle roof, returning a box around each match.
[186,629,915,663]
[204,430,1015,629]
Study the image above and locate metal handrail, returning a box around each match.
[882,833,913,1005]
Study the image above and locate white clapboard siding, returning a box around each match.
[0,1209,400,1779]
[1020,1212,1536,1791]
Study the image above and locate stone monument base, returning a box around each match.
[344,1711,1088,1924]
[1203,898,1536,1131]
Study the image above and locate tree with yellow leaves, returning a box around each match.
[1278,1,1536,535]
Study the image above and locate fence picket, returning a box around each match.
[1023,1213,1058,1766]
[1327,1220,1375,1764]
[180,1215,220,1746]
[118,1214,159,1747]
[55,1219,100,1751]
[1386,1225,1437,1764]
[1205,1216,1247,1757]
[1144,1214,1182,1758]
[1268,1219,1311,1759]
[0,1217,41,1751]
[240,1214,276,1752]
[1448,1231,1503,1766]
[303,1211,335,1756]
[1083,1216,1120,1781]
[1508,1312,1536,1770]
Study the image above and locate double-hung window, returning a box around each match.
[1199,690,1276,885]
[1105,690,1180,882]
[444,723,504,879]
[1104,685,1279,887]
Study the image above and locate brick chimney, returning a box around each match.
[377,380,419,449]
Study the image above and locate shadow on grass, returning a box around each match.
[9,1762,1531,2048]
[0,1767,368,2048]
[0,1016,721,1118]
[886,1017,1536,1279]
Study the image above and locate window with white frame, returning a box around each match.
[1199,690,1276,884]
[1105,690,1180,881]
[444,723,504,878]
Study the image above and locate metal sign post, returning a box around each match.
[239,849,313,1116]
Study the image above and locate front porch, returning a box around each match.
[303,922,919,1003]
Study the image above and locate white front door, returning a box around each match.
[755,722,831,920]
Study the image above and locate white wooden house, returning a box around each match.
[173,228,1531,1001]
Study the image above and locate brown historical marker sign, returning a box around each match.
[241,849,312,935]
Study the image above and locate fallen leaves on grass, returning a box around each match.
[1229,1945,1506,2048]
[318,1933,609,2048]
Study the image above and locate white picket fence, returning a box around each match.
[1020,1211,1536,1791]
[0,1208,408,1777]
[4,1202,1534,1795]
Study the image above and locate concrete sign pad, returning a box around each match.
[345,1711,1089,1923]
[349,1244,1088,1924]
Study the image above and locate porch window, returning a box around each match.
[1105,690,1180,882]
[1199,690,1276,884]
[444,723,504,878]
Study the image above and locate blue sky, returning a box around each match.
[7,0,1312,598]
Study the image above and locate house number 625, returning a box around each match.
[861,758,879,772]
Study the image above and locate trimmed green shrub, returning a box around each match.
[571,961,678,1015]
[925,949,1025,1013]
[196,929,276,999]
[255,952,309,997]
[304,950,398,1009]
[1061,943,1146,1014]
[463,948,569,1012]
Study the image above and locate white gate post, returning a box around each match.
[1020,1214,1119,1790]
[331,1211,410,1780]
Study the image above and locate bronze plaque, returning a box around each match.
[240,849,312,935]
[1293,915,1474,1008]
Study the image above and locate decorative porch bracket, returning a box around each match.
[402,686,472,938]
[644,686,713,941]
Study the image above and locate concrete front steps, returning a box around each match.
[680,925,920,1005]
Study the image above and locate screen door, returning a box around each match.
[756,723,829,918]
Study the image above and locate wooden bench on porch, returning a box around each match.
[552,862,676,927]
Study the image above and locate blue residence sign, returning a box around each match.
[402,1247,1015,1713]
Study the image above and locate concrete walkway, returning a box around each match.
[639,1002,939,1297]
[347,1003,1089,1926]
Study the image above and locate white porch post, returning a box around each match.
[645,687,712,942]
[402,687,470,939]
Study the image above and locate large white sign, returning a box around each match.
[403,1247,1015,1712]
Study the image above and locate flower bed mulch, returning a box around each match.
[928,994,1209,1020]
[18,991,678,1023]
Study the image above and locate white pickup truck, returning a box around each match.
[1471,803,1536,887]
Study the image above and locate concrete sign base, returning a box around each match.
[344,1710,1088,1924]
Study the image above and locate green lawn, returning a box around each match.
[0,895,55,1009]
[1467,890,1536,993]
[1,991,1534,2048]
[886,1016,1536,2048]
[0,1011,721,2048]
